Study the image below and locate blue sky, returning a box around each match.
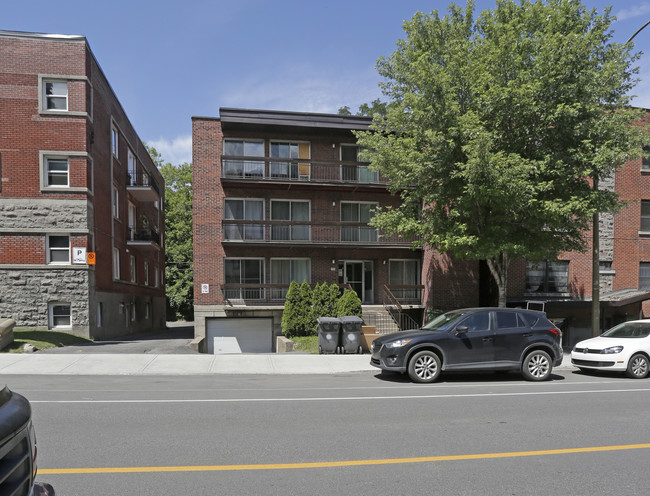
[4,0,650,165]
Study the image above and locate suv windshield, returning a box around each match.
[602,322,650,338]
[422,311,468,331]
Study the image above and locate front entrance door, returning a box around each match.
[339,261,373,304]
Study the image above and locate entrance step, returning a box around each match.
[361,306,400,334]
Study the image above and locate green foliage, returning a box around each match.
[336,289,363,318]
[310,283,331,334]
[328,283,342,311]
[356,0,649,306]
[338,99,389,117]
[299,282,315,336]
[148,146,194,320]
[1,330,92,353]
[282,281,315,338]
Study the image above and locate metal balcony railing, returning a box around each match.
[127,170,161,196]
[127,225,161,245]
[221,156,386,186]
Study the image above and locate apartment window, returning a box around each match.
[45,158,69,187]
[130,255,137,283]
[97,302,103,327]
[341,144,377,183]
[145,303,151,320]
[49,302,71,329]
[113,247,120,279]
[113,186,119,219]
[224,199,264,241]
[130,302,136,322]
[640,263,650,290]
[111,126,119,157]
[43,80,68,111]
[223,139,264,177]
[224,258,265,300]
[341,202,378,242]
[389,260,421,300]
[270,258,310,299]
[270,142,310,179]
[526,261,569,293]
[144,262,150,286]
[47,235,70,264]
[643,146,650,170]
[271,200,310,241]
[642,201,650,232]
[154,264,160,288]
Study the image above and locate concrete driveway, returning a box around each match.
[38,322,198,354]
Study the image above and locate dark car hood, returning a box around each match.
[375,329,441,343]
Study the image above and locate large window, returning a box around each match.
[112,186,119,219]
[224,259,265,300]
[270,142,310,179]
[49,302,71,329]
[45,158,69,187]
[642,201,650,232]
[640,263,650,290]
[47,235,70,264]
[643,146,650,171]
[223,140,264,177]
[270,259,310,299]
[224,199,264,241]
[113,247,120,280]
[526,261,569,293]
[341,144,377,183]
[130,255,137,283]
[271,200,310,241]
[43,80,68,111]
[111,126,118,157]
[341,202,378,242]
[389,260,421,300]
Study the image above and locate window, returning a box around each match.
[145,303,151,320]
[144,262,150,286]
[43,80,68,111]
[526,261,569,293]
[642,201,650,232]
[111,127,119,157]
[130,302,136,322]
[270,142,310,179]
[224,199,264,240]
[496,312,519,329]
[341,144,377,183]
[271,200,310,240]
[97,302,103,327]
[600,261,613,273]
[130,255,137,283]
[388,260,421,300]
[45,158,69,187]
[341,202,378,242]
[47,235,70,264]
[49,302,71,329]
[224,258,264,300]
[643,146,650,170]
[154,264,159,287]
[640,263,650,290]
[459,312,490,332]
[270,259,310,299]
[113,186,119,219]
[113,247,120,279]
[222,139,264,177]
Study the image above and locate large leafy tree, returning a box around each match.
[357,0,647,307]
[148,146,194,320]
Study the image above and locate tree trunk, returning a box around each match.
[486,254,509,308]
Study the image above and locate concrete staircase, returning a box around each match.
[362,305,400,334]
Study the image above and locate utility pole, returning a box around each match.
[592,205,600,337]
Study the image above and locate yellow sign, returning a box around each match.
[87,252,96,265]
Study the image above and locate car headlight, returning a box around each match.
[601,346,624,354]
[385,338,412,349]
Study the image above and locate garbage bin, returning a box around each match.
[339,316,364,354]
[317,317,341,354]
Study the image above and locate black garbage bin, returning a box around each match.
[317,317,341,354]
[339,316,363,354]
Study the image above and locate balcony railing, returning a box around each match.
[127,170,161,200]
[127,225,161,248]
[221,156,386,186]
[221,220,417,246]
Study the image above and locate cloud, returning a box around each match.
[147,135,192,166]
[615,3,650,22]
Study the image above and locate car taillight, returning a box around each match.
[548,327,562,337]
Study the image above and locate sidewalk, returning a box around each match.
[0,351,575,376]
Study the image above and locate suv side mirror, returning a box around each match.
[455,325,469,335]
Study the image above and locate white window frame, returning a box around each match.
[42,79,68,111]
[113,186,120,219]
[130,255,137,283]
[144,261,150,286]
[111,126,119,158]
[49,302,71,329]
[46,234,70,264]
[44,157,69,187]
[113,247,120,280]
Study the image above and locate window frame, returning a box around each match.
[44,157,69,187]
[641,200,650,233]
[270,199,311,241]
[223,198,265,241]
[49,302,71,330]
[46,234,70,265]
[130,255,137,283]
[224,258,265,300]
[111,126,119,158]
[113,247,120,280]
[270,258,311,299]
[42,79,68,111]
[340,201,379,242]
[640,262,650,290]
[525,261,569,294]
[222,139,265,178]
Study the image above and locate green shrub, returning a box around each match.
[298,282,315,336]
[336,288,362,318]
[281,281,302,338]
[327,283,341,316]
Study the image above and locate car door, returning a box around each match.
[493,310,528,363]
[443,310,495,367]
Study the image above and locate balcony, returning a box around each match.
[221,156,386,186]
[221,220,417,246]
[127,225,161,251]
[127,171,161,202]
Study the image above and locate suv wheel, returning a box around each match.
[522,350,552,381]
[408,350,441,383]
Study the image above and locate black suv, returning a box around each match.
[371,308,563,383]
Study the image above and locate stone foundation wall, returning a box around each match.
[0,199,90,231]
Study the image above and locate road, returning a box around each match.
[8,370,650,495]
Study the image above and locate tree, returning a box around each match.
[338,99,389,117]
[336,289,363,318]
[356,0,648,307]
[281,281,302,338]
[148,146,194,320]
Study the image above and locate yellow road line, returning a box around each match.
[39,443,650,475]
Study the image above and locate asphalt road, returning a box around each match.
[11,370,650,495]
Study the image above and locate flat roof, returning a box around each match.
[218,108,372,131]
[0,29,86,42]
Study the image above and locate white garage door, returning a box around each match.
[206,318,273,354]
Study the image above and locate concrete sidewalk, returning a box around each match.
[0,352,576,376]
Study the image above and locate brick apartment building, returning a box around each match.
[0,30,165,338]
[193,107,650,351]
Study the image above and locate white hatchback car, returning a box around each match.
[571,320,650,378]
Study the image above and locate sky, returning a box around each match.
[4,0,650,165]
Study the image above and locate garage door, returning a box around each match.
[206,318,273,354]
